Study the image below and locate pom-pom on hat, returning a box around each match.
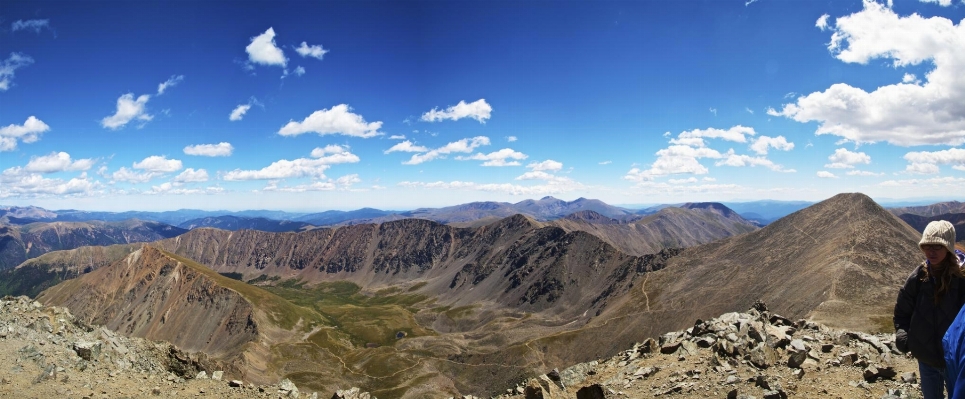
[919,220,956,255]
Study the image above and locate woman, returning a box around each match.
[895,220,965,399]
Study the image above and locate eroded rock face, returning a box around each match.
[37,246,259,358]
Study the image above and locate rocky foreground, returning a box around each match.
[0,296,926,398]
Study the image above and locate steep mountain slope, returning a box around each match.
[549,204,759,256]
[178,216,315,232]
[516,193,922,374]
[37,245,322,383]
[0,243,140,297]
[0,220,187,270]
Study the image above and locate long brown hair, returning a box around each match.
[922,244,965,304]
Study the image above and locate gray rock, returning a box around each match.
[73,340,102,361]
[211,370,223,381]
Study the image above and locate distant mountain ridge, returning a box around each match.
[0,220,186,271]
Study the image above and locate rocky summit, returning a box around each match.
[1,294,927,399]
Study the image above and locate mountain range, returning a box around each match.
[1,192,946,397]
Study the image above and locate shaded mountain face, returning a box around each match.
[177,216,314,232]
[0,220,187,271]
[519,193,924,372]
[551,205,759,256]
[37,245,321,384]
[898,212,965,243]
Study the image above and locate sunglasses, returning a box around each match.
[921,244,946,252]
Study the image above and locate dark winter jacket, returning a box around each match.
[942,249,965,399]
[894,260,965,369]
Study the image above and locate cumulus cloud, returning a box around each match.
[0,116,49,151]
[110,167,159,183]
[677,126,757,143]
[222,147,359,181]
[401,136,490,165]
[750,136,794,155]
[0,169,99,198]
[24,152,94,173]
[624,145,723,182]
[295,42,329,60]
[229,104,251,121]
[173,168,209,183]
[156,75,184,95]
[278,104,383,138]
[527,160,563,172]
[825,148,871,169]
[262,173,360,193]
[101,93,152,129]
[817,171,838,178]
[132,155,182,173]
[457,148,528,166]
[246,27,287,67]
[184,142,233,157]
[0,52,35,91]
[11,19,50,33]
[918,0,953,6]
[716,150,795,172]
[816,14,831,31]
[507,136,518,142]
[294,66,306,76]
[769,1,965,146]
[384,140,429,154]
[420,99,492,123]
[902,147,965,173]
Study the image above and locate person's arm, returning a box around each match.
[893,267,920,353]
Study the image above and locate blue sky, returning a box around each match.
[1,0,963,212]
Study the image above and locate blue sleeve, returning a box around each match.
[945,302,965,399]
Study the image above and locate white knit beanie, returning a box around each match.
[919,220,956,255]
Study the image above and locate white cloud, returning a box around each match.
[389,135,406,140]
[880,176,965,188]
[745,107,754,114]
[918,0,953,6]
[715,150,794,172]
[24,152,94,173]
[246,27,287,67]
[133,155,182,173]
[110,167,159,183]
[223,148,359,181]
[295,42,329,60]
[669,177,699,184]
[11,19,50,33]
[0,170,99,198]
[384,140,428,154]
[507,136,518,142]
[669,137,706,147]
[399,178,584,197]
[527,160,563,172]
[902,73,920,84]
[770,1,965,146]
[709,108,717,116]
[624,145,723,182]
[846,170,884,176]
[0,116,49,151]
[401,136,490,165]
[749,135,794,155]
[678,126,757,143]
[420,99,492,123]
[156,75,184,95]
[457,148,528,166]
[599,160,612,165]
[294,66,306,76]
[817,171,838,178]
[0,52,35,91]
[229,104,251,121]
[184,142,233,157]
[278,104,383,138]
[825,148,871,169]
[901,148,965,174]
[816,14,831,31]
[101,93,152,130]
[173,168,209,183]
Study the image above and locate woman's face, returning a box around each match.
[922,244,949,265]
